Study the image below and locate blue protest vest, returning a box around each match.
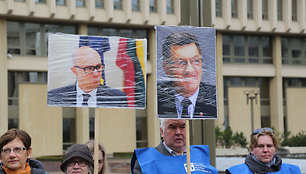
[227,163,301,174]
[135,145,218,174]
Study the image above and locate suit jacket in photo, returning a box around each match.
[47,84,128,107]
[157,81,217,118]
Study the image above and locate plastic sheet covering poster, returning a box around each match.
[156,25,217,119]
[47,33,147,109]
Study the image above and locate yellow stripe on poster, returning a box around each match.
[136,40,145,81]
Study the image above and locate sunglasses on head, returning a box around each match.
[252,128,274,135]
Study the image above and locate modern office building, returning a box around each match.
[0,0,305,163]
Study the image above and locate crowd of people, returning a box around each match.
[0,121,302,174]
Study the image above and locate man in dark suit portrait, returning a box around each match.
[48,46,127,107]
[158,32,217,118]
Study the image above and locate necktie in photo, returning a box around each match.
[181,98,191,117]
[82,94,91,106]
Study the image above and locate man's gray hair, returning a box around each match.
[160,118,167,131]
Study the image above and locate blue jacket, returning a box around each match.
[134,145,218,174]
[226,163,301,174]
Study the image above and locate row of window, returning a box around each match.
[223,34,306,65]
[216,0,298,22]
[6,21,306,66]
[11,0,175,14]
[223,35,272,64]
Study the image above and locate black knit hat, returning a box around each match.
[60,144,94,172]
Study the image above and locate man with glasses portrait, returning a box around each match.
[47,46,127,107]
[157,31,217,118]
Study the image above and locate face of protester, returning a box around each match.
[251,135,276,164]
[163,43,202,98]
[66,157,90,174]
[91,150,104,173]
[71,46,103,93]
[0,138,32,171]
[160,119,186,154]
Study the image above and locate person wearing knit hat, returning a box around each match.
[60,144,94,174]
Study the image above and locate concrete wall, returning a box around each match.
[96,108,136,154]
[228,87,261,140]
[19,84,62,157]
[286,88,306,135]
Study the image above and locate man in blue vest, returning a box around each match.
[226,128,301,174]
[131,119,217,174]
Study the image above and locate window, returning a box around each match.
[281,38,289,64]
[56,0,65,5]
[222,35,230,63]
[281,37,306,65]
[248,36,259,63]
[223,34,272,64]
[63,107,76,150]
[247,0,253,19]
[231,0,238,18]
[149,0,157,13]
[277,0,283,20]
[95,0,104,8]
[132,0,139,11]
[166,0,174,14]
[216,0,222,17]
[262,0,268,20]
[262,37,272,63]
[234,36,244,63]
[76,0,85,7]
[292,0,297,21]
[114,0,122,10]
[7,21,77,57]
[35,0,46,3]
[14,0,25,2]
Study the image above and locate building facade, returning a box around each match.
[0,0,305,163]
[203,0,306,138]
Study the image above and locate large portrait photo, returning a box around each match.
[156,26,217,119]
[48,33,147,108]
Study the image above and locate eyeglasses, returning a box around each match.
[74,64,105,74]
[252,128,274,135]
[0,147,27,155]
[168,56,202,68]
[67,159,88,167]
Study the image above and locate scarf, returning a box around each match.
[245,153,282,174]
[3,162,31,174]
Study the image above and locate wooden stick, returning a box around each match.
[94,109,99,174]
[186,119,191,174]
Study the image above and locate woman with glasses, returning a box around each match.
[85,140,109,174]
[0,128,45,174]
[60,144,94,174]
[226,128,301,174]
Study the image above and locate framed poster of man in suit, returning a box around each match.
[48,34,147,108]
[156,26,217,119]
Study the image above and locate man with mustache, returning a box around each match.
[157,32,216,118]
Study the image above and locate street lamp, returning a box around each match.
[244,89,259,131]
